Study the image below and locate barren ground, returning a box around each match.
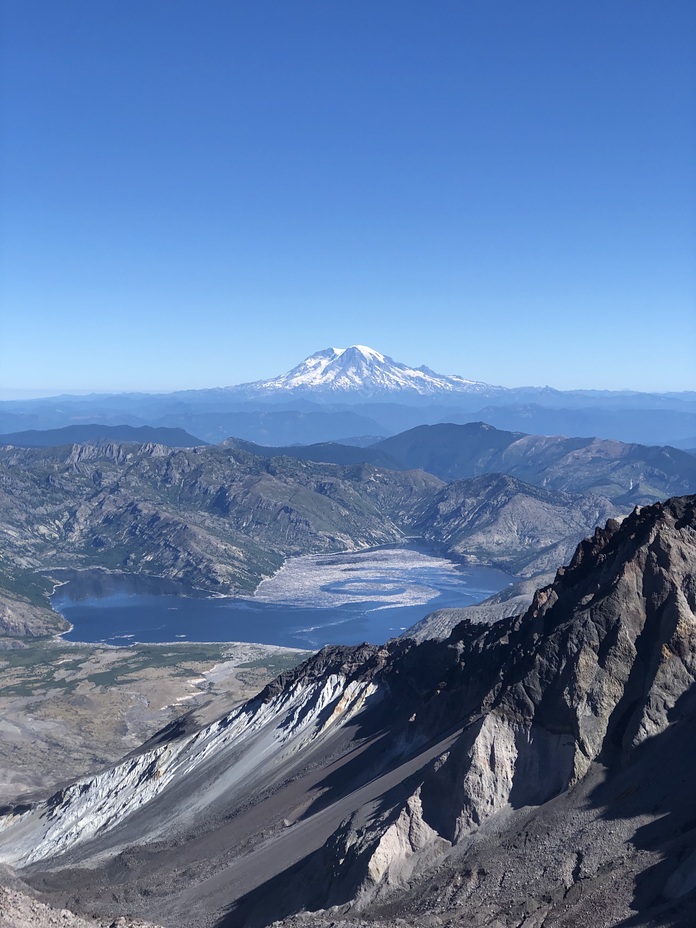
[0,639,310,805]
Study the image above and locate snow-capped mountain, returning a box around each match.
[234,345,493,399]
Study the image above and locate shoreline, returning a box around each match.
[42,543,513,650]
[44,535,460,603]
[49,633,312,654]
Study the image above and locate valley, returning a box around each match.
[1,348,695,928]
[4,414,691,644]
[0,495,693,928]
[2,346,696,448]
[52,548,512,649]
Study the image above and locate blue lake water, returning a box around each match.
[51,547,515,650]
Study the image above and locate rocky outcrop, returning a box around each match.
[0,883,160,928]
[1,497,694,928]
[0,564,66,638]
[0,593,67,638]
[322,496,696,907]
[406,571,555,641]
[415,473,619,575]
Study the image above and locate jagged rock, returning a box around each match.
[331,497,696,905]
[406,571,555,641]
[0,883,161,927]
[0,496,694,928]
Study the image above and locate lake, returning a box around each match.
[51,545,514,649]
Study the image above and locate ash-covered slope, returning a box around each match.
[2,496,695,928]
[0,881,161,928]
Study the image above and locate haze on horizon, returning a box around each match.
[3,341,696,403]
[2,1,694,397]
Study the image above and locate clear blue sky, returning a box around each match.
[2,0,695,396]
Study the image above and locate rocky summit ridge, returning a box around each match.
[1,495,694,927]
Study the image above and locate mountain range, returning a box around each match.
[2,346,695,447]
[3,418,696,639]
[0,436,621,637]
[225,420,696,506]
[232,346,696,412]
[2,494,694,928]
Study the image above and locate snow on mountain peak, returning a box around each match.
[239,345,490,398]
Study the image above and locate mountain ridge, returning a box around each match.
[0,440,619,629]
[222,421,696,506]
[3,495,695,928]
[2,346,695,447]
[3,421,695,639]
[0,424,206,448]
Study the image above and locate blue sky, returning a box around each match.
[2,0,694,396]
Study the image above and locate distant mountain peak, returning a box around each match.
[235,345,492,399]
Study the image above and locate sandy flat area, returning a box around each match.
[0,640,310,805]
[253,547,463,608]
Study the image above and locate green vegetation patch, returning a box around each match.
[0,560,54,608]
[237,651,311,677]
[0,645,88,696]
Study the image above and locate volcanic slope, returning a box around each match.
[2,495,694,928]
[234,345,490,400]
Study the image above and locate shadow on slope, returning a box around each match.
[214,747,452,928]
[594,686,696,927]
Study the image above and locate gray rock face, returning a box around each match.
[406,571,555,641]
[1,497,694,928]
[322,496,696,912]
[414,473,619,575]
